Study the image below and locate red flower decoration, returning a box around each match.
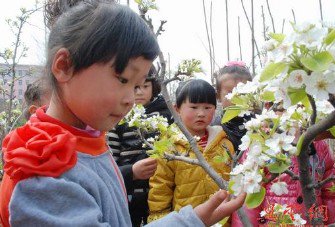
[2,122,77,181]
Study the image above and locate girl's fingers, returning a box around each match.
[213,192,246,218]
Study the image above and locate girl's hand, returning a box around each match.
[194,190,246,227]
[132,158,157,180]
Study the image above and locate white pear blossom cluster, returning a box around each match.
[121,104,169,134]
[227,22,335,200]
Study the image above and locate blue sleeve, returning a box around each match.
[9,177,110,227]
[146,205,205,227]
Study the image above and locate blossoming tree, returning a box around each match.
[222,22,335,225]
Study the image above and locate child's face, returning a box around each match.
[218,74,246,108]
[176,100,215,137]
[51,56,152,131]
[135,81,152,106]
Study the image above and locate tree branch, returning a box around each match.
[266,0,275,33]
[240,0,262,68]
[284,169,299,180]
[308,176,335,189]
[164,153,200,165]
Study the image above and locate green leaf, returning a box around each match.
[324,29,335,45]
[269,33,285,43]
[301,51,334,72]
[228,180,235,194]
[260,62,287,82]
[287,88,307,105]
[221,106,243,123]
[153,139,173,155]
[261,91,275,102]
[267,159,290,173]
[134,0,142,4]
[295,135,305,156]
[329,126,335,137]
[327,184,335,193]
[230,96,245,106]
[245,186,266,209]
[213,154,229,164]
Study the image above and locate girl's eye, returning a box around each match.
[117,76,128,84]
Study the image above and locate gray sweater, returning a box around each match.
[9,151,204,227]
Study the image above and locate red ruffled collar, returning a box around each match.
[2,107,108,181]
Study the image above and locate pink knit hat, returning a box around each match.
[224,61,246,67]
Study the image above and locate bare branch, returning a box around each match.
[266,0,275,33]
[291,9,296,24]
[308,176,335,189]
[210,1,216,83]
[281,19,285,33]
[319,0,323,22]
[251,0,255,76]
[240,0,262,68]
[155,20,167,37]
[308,94,317,126]
[261,5,266,41]
[164,153,200,165]
[284,169,299,180]
[238,16,242,60]
[202,0,214,80]
[225,0,230,61]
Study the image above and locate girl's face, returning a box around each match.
[176,99,215,137]
[135,81,153,106]
[49,54,152,131]
[218,74,246,108]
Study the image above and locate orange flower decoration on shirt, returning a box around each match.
[2,121,77,181]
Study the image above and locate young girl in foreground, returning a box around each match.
[0,1,245,226]
[148,79,235,226]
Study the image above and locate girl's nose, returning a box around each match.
[197,110,205,117]
[122,90,135,107]
[135,87,144,95]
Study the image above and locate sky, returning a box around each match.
[1,0,335,81]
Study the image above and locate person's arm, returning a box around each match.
[9,177,112,227]
[147,158,175,222]
[146,190,246,227]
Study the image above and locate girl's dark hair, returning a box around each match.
[46,1,160,90]
[145,66,160,99]
[214,65,252,92]
[176,79,216,108]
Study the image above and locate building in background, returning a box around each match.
[0,63,43,106]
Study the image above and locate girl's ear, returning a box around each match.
[28,105,38,115]
[52,48,74,83]
[174,104,180,114]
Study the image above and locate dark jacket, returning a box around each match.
[107,95,172,226]
[212,110,251,152]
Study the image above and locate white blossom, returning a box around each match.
[316,100,335,115]
[288,70,307,88]
[293,214,307,226]
[243,170,262,194]
[305,71,335,100]
[239,134,251,151]
[270,182,289,196]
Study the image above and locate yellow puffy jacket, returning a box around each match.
[148,125,234,224]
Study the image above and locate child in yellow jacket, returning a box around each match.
[148,79,234,225]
